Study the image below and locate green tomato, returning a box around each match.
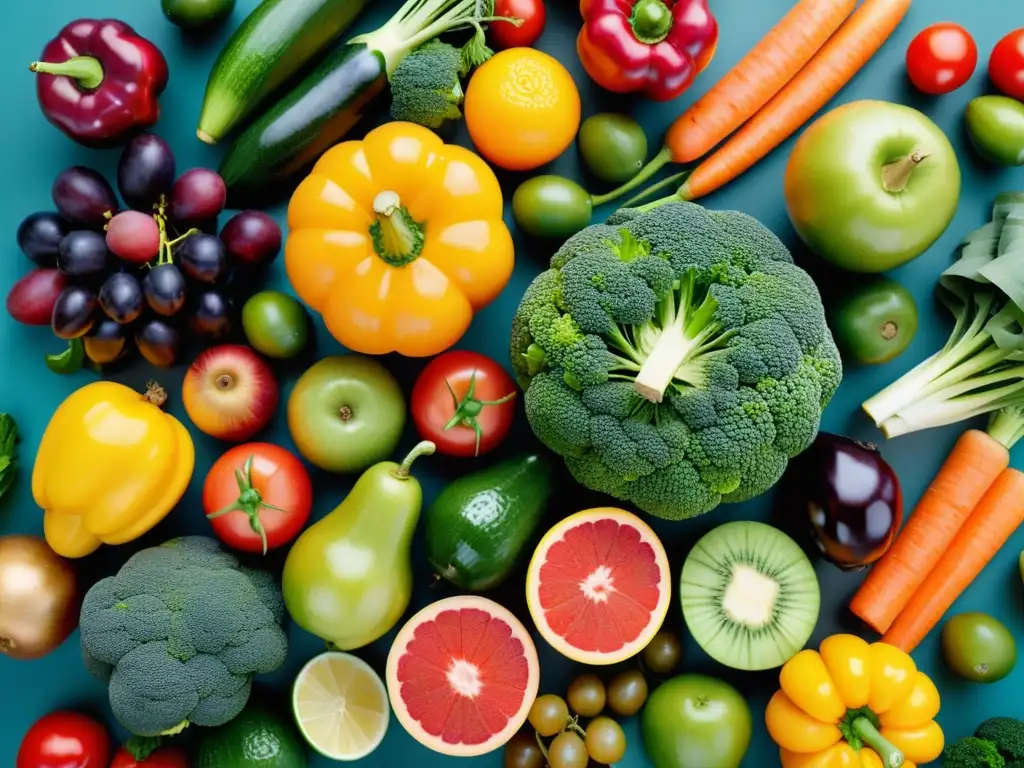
[641,674,751,768]
[162,0,235,28]
[828,277,918,365]
[578,113,648,183]
[966,95,1024,167]
[242,290,308,359]
[941,612,1017,683]
[513,175,592,239]
[785,101,960,273]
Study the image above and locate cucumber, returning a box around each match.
[218,43,387,206]
[197,0,367,144]
[425,454,553,592]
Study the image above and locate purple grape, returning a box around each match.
[188,289,233,339]
[99,272,144,324]
[58,231,111,276]
[220,210,282,266]
[84,319,129,364]
[18,212,69,266]
[52,167,118,226]
[117,133,176,211]
[136,317,181,368]
[179,234,228,283]
[169,169,226,223]
[143,263,187,316]
[52,285,97,339]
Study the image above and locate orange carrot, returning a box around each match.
[881,467,1024,653]
[849,429,1009,634]
[664,0,857,165]
[678,0,912,202]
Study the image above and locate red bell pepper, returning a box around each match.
[577,0,718,102]
[29,19,169,148]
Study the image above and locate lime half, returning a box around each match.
[292,651,389,761]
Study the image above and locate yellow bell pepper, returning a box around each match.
[285,121,514,358]
[32,381,194,558]
[766,635,944,768]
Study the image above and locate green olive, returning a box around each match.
[512,176,593,239]
[965,95,1024,166]
[528,693,569,737]
[828,276,918,365]
[548,731,589,768]
[578,113,649,183]
[606,668,648,716]
[640,630,682,676]
[566,673,606,717]
[585,716,627,764]
[504,729,545,768]
[161,0,235,28]
[941,612,1017,683]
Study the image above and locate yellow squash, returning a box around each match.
[766,635,944,768]
[32,381,194,558]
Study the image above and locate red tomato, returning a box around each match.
[990,29,1024,100]
[905,23,978,94]
[203,443,313,554]
[489,0,546,49]
[110,746,189,768]
[17,711,110,768]
[411,351,517,458]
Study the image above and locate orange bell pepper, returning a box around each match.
[285,121,515,357]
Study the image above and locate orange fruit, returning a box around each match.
[465,48,581,171]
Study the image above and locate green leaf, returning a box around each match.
[0,414,18,504]
[45,338,84,375]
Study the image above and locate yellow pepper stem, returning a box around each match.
[369,190,426,267]
[851,717,904,768]
[142,381,169,408]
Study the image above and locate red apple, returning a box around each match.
[182,344,278,441]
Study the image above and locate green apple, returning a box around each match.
[785,100,961,273]
[965,95,1024,166]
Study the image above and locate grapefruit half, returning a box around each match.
[526,507,671,665]
[385,595,540,757]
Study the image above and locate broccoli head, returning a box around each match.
[79,536,289,737]
[944,737,1006,768]
[510,200,841,520]
[977,718,1024,762]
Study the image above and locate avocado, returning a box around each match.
[425,454,552,591]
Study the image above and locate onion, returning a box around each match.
[0,535,78,659]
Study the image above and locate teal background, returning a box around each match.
[1,0,1022,765]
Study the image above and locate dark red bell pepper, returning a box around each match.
[30,19,169,148]
[577,0,718,102]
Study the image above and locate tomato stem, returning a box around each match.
[394,440,436,479]
[205,454,287,555]
[442,371,517,456]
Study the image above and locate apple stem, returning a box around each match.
[881,151,930,193]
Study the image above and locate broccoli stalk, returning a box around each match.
[632,270,730,402]
[862,193,1024,438]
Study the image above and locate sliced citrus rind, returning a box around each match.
[292,651,389,761]
[525,507,672,665]
[385,595,540,757]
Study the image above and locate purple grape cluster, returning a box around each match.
[6,133,283,370]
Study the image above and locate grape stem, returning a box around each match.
[152,208,199,266]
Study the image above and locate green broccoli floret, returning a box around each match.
[977,718,1024,761]
[944,737,1006,767]
[79,536,288,737]
[510,200,842,521]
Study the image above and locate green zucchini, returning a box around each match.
[218,43,387,205]
[197,0,367,144]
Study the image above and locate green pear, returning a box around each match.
[282,441,434,650]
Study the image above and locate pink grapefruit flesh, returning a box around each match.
[526,507,671,665]
[385,595,540,757]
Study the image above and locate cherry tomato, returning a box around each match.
[411,351,517,457]
[490,0,546,49]
[203,442,313,554]
[17,711,110,768]
[990,29,1024,100]
[110,746,189,768]
[905,23,977,94]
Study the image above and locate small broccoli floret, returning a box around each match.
[389,40,468,130]
[79,536,288,737]
[977,718,1024,761]
[511,200,841,520]
[944,737,1006,768]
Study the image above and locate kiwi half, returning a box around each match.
[680,520,820,671]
